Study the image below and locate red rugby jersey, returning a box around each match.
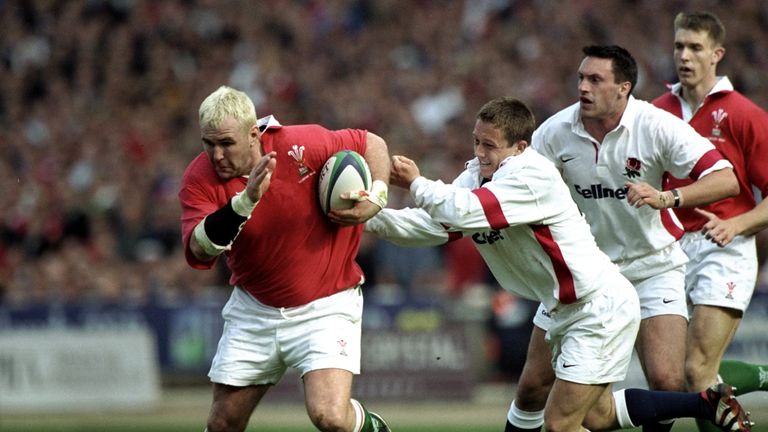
[179,120,368,307]
[654,79,768,232]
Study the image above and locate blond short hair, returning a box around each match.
[199,85,257,134]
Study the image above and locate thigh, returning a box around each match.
[635,314,687,391]
[549,286,639,385]
[634,266,688,319]
[209,289,286,386]
[544,378,608,432]
[516,325,555,411]
[683,234,757,312]
[282,288,364,376]
[208,383,271,431]
[303,368,354,422]
[686,304,742,388]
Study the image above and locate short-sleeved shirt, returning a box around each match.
[533,97,733,280]
[654,77,768,232]
[179,117,368,308]
[368,148,628,313]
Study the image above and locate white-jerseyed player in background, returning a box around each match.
[365,97,750,432]
[506,45,744,432]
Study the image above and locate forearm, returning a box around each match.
[363,132,390,208]
[364,132,390,184]
[730,198,768,237]
[365,208,450,247]
[189,191,257,262]
[672,168,739,208]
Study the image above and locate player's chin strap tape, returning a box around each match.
[193,190,258,257]
[366,180,389,209]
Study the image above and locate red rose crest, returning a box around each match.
[624,157,641,178]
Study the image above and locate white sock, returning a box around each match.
[350,398,365,432]
[507,400,545,429]
[612,389,636,429]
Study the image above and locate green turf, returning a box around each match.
[0,419,707,432]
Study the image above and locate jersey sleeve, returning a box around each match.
[365,208,455,247]
[178,170,224,270]
[736,105,768,197]
[409,169,552,231]
[655,110,732,180]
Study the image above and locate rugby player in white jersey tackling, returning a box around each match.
[365,97,751,432]
[506,45,747,432]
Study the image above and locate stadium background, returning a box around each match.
[1,0,767,430]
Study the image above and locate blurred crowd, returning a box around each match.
[1,0,767,307]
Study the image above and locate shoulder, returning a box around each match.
[714,91,768,116]
[182,153,216,185]
[538,102,579,130]
[651,91,677,107]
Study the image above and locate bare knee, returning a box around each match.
[207,412,249,432]
[647,370,686,392]
[516,364,555,410]
[544,415,582,432]
[307,403,350,432]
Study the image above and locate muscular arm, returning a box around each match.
[673,168,739,208]
[626,168,738,210]
[188,152,276,262]
[328,132,390,225]
[364,132,391,186]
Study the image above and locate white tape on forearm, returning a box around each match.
[231,190,258,217]
[193,218,230,257]
[366,180,388,209]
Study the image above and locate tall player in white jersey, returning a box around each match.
[505,45,746,432]
[366,97,750,432]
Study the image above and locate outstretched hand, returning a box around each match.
[245,151,277,203]
[696,208,737,247]
[327,199,382,226]
[390,155,421,189]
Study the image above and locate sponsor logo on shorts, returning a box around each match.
[662,298,676,304]
[562,363,578,368]
[725,281,736,300]
[337,339,348,357]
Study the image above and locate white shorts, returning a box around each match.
[634,265,688,319]
[208,286,364,387]
[546,279,640,385]
[533,265,687,330]
[680,232,757,313]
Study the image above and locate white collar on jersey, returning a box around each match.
[669,75,733,99]
[257,115,283,132]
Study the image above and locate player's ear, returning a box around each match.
[712,46,725,65]
[249,124,261,143]
[515,140,529,154]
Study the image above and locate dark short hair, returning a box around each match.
[674,11,725,47]
[476,97,536,146]
[582,45,638,95]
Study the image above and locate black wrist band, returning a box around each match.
[203,198,249,246]
[671,189,681,208]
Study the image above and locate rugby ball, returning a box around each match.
[318,150,372,214]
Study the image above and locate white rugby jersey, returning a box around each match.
[533,97,733,280]
[366,148,627,312]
